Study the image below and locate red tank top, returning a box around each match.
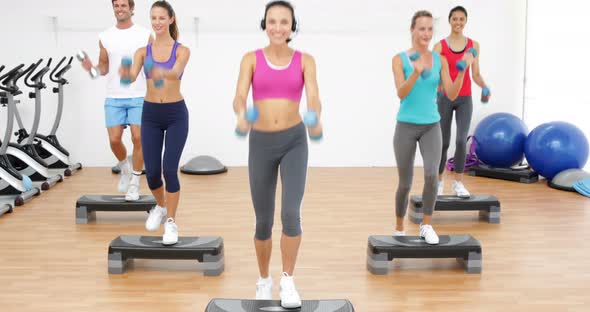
[440,37,473,97]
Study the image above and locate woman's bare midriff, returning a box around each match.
[144,79,184,103]
[253,98,302,132]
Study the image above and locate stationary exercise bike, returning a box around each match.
[22,56,82,176]
[6,58,62,190]
[0,65,12,217]
[0,64,41,206]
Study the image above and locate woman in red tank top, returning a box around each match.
[434,6,490,198]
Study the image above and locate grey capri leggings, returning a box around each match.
[248,122,308,240]
[438,95,473,174]
[394,121,442,218]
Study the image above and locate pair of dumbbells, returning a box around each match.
[235,108,322,141]
[413,48,490,103]
[76,50,163,88]
[409,47,477,79]
[120,57,164,88]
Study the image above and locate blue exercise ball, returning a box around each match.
[474,112,529,168]
[525,121,589,180]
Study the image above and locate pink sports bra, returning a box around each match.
[251,49,304,102]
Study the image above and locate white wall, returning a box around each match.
[524,0,590,170]
[0,0,526,167]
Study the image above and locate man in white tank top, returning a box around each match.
[80,0,151,201]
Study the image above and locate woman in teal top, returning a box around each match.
[391,10,474,244]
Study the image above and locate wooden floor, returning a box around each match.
[1,167,589,311]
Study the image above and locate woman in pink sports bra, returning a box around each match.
[232,1,322,308]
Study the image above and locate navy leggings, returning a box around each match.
[141,100,189,193]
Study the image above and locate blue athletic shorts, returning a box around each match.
[104,97,144,128]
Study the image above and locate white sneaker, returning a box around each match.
[420,224,439,245]
[280,272,301,309]
[255,276,273,300]
[437,180,444,196]
[162,218,178,245]
[452,180,471,198]
[117,161,131,193]
[125,183,140,201]
[394,230,406,236]
[279,272,301,309]
[145,206,167,231]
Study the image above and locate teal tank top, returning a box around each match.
[396,51,441,124]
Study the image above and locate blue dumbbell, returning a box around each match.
[235,128,248,137]
[120,56,132,85]
[481,87,491,104]
[144,59,164,88]
[409,52,431,79]
[303,111,318,128]
[456,48,477,71]
[234,107,259,137]
[309,133,323,141]
[303,111,322,141]
[245,107,259,123]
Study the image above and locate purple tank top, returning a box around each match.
[144,41,183,80]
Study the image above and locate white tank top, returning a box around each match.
[98,24,151,98]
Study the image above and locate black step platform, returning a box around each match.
[108,235,224,275]
[75,195,156,224]
[205,299,355,312]
[367,235,482,274]
[469,164,539,183]
[410,194,500,224]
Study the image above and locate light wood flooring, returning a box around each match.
[1,167,589,311]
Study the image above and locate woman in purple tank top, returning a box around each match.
[120,0,190,246]
[232,1,323,308]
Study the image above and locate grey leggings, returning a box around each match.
[249,122,308,240]
[394,121,442,217]
[438,95,473,174]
